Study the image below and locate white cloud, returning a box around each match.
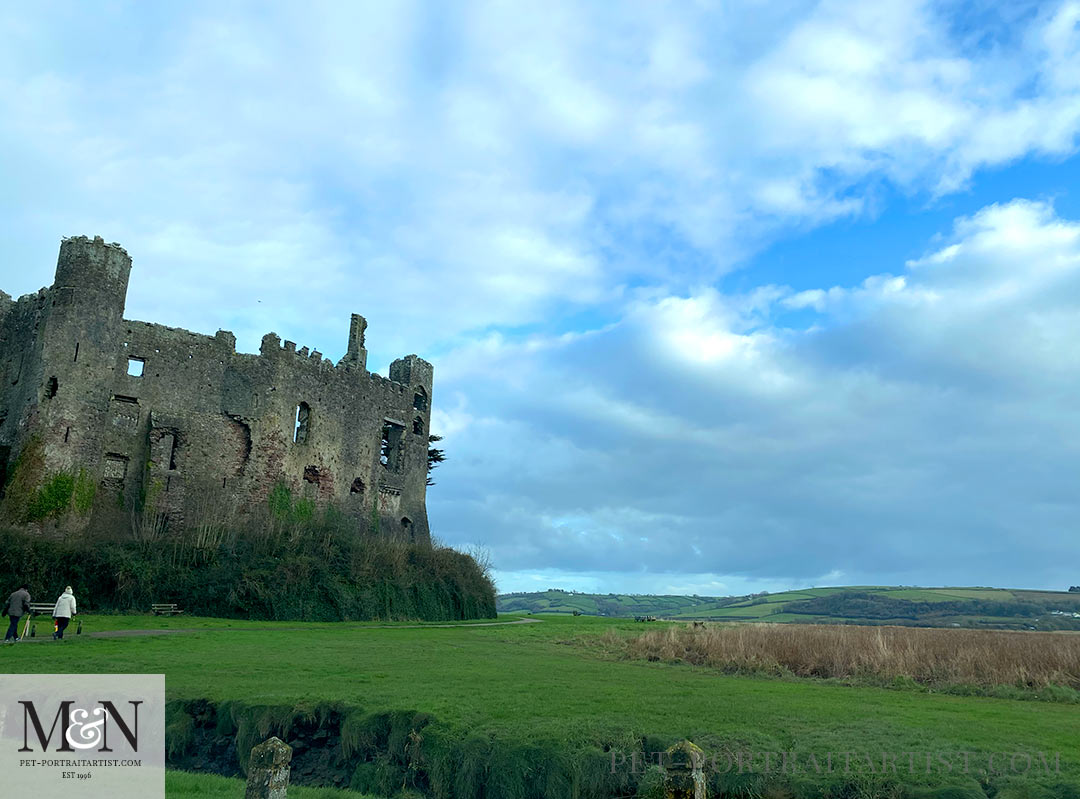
[4,0,1080,361]
[743,0,1080,194]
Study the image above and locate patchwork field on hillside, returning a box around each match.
[498,585,1080,630]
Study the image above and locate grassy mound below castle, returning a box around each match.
[0,508,495,622]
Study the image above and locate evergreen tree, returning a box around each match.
[427,434,446,486]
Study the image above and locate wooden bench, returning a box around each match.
[151,603,184,616]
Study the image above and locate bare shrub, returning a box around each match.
[464,543,494,582]
[130,506,168,545]
[623,623,1080,689]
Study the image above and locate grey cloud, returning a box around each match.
[430,200,1080,591]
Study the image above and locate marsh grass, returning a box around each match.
[621,623,1080,690]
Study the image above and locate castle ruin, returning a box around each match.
[0,235,433,544]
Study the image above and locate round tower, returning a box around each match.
[37,235,134,476]
[53,235,132,322]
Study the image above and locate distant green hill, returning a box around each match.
[496,586,1080,630]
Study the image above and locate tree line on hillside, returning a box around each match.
[784,591,1079,621]
[496,590,753,617]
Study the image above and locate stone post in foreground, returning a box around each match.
[665,739,706,799]
[245,736,292,799]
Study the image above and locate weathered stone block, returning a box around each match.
[664,740,706,799]
[245,736,292,799]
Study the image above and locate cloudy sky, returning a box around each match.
[3,1,1080,595]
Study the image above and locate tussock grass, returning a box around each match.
[622,623,1080,689]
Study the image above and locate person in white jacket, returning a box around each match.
[52,586,77,640]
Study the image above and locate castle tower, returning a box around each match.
[388,354,434,542]
[52,235,132,318]
[38,236,133,474]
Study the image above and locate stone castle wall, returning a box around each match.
[0,235,432,543]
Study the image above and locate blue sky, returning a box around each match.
[3,1,1080,595]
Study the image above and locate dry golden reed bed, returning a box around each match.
[622,623,1080,688]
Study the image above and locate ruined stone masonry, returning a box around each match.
[0,235,432,544]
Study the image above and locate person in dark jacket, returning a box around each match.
[4,584,31,643]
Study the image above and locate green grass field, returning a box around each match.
[4,613,1078,797]
[26,613,522,633]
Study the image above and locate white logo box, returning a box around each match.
[0,674,164,799]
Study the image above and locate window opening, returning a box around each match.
[294,402,310,443]
[380,421,405,471]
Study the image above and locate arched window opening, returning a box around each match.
[294,402,311,444]
[380,421,405,471]
[46,376,58,398]
[350,477,365,495]
[413,387,427,412]
[401,516,414,542]
[412,416,424,435]
[303,465,320,485]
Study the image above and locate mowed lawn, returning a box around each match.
[3,614,1078,788]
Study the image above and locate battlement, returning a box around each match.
[255,330,419,384]
[57,235,131,280]
[61,234,129,255]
